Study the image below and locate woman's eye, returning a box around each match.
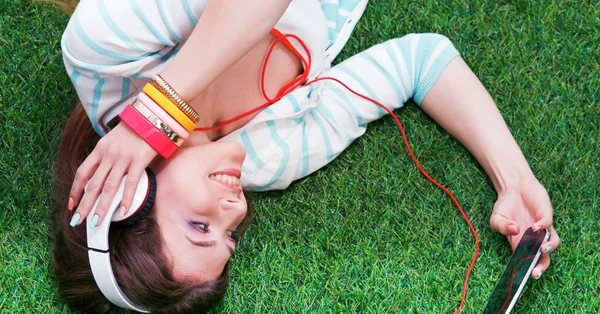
[227,230,238,242]
[193,222,209,233]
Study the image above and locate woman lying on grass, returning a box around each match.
[51,0,560,312]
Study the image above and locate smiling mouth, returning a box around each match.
[209,170,242,191]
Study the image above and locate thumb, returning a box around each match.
[490,213,520,236]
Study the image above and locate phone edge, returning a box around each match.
[505,229,551,313]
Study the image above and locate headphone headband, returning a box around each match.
[86,169,155,313]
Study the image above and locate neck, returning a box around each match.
[188,81,258,141]
[185,130,213,146]
[184,33,304,142]
[187,83,221,143]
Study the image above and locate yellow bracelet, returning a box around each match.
[131,99,184,146]
[142,84,196,132]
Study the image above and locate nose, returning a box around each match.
[218,198,248,217]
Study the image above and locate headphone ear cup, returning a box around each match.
[115,168,157,226]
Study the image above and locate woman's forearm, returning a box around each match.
[160,0,291,101]
[420,57,534,194]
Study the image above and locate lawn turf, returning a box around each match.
[0,0,599,313]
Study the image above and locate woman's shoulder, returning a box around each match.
[62,0,204,67]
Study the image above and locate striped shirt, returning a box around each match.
[60,1,460,192]
[61,0,368,135]
[218,33,460,191]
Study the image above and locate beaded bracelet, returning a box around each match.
[131,99,184,146]
[151,74,200,122]
[142,83,196,132]
[137,92,189,139]
[119,104,178,158]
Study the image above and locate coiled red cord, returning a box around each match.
[196,33,480,313]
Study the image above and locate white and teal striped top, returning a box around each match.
[62,0,368,136]
[64,0,455,192]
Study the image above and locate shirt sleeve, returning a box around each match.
[228,34,460,191]
[61,0,207,135]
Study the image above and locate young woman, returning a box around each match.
[52,0,560,312]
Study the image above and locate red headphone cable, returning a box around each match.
[195,33,480,314]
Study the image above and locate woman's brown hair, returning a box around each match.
[50,1,253,311]
[51,104,253,313]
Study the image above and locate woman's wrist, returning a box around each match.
[482,144,535,195]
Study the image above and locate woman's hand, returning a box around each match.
[489,175,561,279]
[68,123,158,227]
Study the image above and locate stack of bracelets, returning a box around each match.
[118,74,200,158]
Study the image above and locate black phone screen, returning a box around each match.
[482,227,550,314]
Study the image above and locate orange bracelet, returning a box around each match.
[142,83,196,132]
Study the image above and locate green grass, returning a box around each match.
[1,0,599,312]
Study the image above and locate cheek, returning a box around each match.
[183,183,217,215]
[157,176,212,212]
[187,197,214,214]
[155,150,217,214]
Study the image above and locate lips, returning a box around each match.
[209,169,242,191]
[211,169,241,178]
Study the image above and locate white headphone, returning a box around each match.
[85,169,157,313]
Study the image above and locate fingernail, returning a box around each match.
[89,215,100,228]
[545,245,552,253]
[69,213,81,227]
[68,198,74,210]
[536,271,543,279]
[120,205,127,216]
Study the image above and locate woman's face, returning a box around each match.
[152,141,248,281]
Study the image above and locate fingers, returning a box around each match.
[69,151,101,210]
[70,158,114,226]
[540,226,561,254]
[533,227,559,279]
[489,213,520,236]
[532,253,550,279]
[118,164,146,217]
[67,123,160,228]
[89,160,130,228]
[531,188,553,232]
[533,217,552,232]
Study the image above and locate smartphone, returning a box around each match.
[482,227,551,314]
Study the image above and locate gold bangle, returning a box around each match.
[142,83,197,132]
[151,74,200,122]
[151,75,199,122]
[149,80,194,123]
[150,77,199,123]
[132,99,184,146]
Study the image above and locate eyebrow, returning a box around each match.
[186,236,234,255]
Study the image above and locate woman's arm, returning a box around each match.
[420,57,560,278]
[420,57,531,193]
[160,0,292,101]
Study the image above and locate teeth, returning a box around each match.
[211,173,240,186]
